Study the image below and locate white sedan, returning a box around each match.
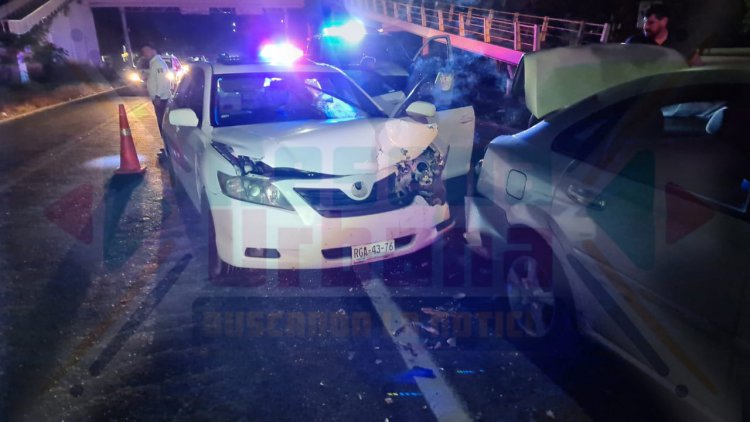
[161,47,475,275]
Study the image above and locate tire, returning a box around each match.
[168,161,191,209]
[503,228,581,354]
[505,254,557,338]
[201,195,235,283]
[167,160,178,189]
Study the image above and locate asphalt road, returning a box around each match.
[0,91,667,421]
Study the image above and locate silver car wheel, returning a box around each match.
[506,256,556,338]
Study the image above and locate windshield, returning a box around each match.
[212,71,382,127]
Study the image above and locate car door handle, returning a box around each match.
[566,184,607,210]
[459,115,474,124]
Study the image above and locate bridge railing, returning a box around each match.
[347,0,610,52]
[1,0,71,35]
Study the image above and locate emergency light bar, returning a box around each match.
[258,43,303,65]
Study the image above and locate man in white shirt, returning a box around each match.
[140,43,172,146]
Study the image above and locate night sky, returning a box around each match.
[92,7,317,58]
[91,0,747,60]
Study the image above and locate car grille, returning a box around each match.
[294,174,411,218]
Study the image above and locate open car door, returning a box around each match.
[391,74,475,180]
[412,35,454,63]
[407,35,454,94]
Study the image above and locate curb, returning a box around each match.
[0,85,128,125]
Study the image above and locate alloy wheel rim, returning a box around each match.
[506,256,555,338]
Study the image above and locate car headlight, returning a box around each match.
[127,71,141,82]
[217,171,293,210]
[166,71,175,81]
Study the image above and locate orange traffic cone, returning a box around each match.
[115,104,146,175]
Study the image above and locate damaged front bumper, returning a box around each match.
[210,194,453,270]
[207,134,456,269]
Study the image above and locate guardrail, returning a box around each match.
[345,0,610,53]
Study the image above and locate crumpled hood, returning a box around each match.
[211,117,438,176]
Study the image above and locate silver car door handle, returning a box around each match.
[566,184,607,210]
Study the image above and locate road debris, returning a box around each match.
[393,321,439,338]
[420,307,455,320]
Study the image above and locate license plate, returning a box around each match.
[351,239,396,263]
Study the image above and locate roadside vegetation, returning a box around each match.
[0,5,123,120]
[0,77,117,120]
[0,44,122,120]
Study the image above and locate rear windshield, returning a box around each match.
[212,71,384,127]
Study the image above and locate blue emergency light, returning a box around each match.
[322,19,367,44]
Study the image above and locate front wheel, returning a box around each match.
[202,196,235,282]
[502,228,581,354]
[506,255,557,338]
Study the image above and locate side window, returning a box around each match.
[553,85,750,212]
[188,69,205,122]
[661,101,725,136]
[172,74,193,109]
[551,99,633,163]
[171,70,204,124]
[654,100,750,212]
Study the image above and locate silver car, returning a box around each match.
[466,46,750,421]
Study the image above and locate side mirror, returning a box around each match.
[169,108,199,127]
[405,101,436,120]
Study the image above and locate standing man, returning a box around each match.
[625,5,701,65]
[140,43,172,157]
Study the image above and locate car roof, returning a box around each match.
[191,61,342,75]
[515,44,688,118]
[551,65,750,123]
[593,65,750,102]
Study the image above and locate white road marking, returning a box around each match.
[360,275,473,422]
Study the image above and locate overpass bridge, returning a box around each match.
[345,0,610,65]
[1,0,609,68]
